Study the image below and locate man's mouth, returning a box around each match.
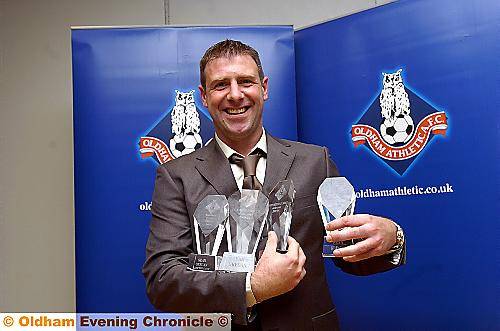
[225,107,248,115]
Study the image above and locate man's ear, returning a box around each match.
[198,85,208,107]
[262,76,269,101]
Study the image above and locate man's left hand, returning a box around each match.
[325,214,397,262]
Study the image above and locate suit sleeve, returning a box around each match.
[142,165,248,324]
[322,147,406,276]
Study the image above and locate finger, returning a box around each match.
[342,249,378,262]
[286,235,300,259]
[325,214,371,231]
[264,231,278,252]
[342,236,394,262]
[298,246,306,267]
[333,238,376,257]
[299,267,306,281]
[326,224,369,243]
[342,245,388,262]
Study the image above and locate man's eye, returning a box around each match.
[240,80,254,87]
[213,83,227,90]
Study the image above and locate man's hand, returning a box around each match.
[325,214,397,262]
[250,231,306,303]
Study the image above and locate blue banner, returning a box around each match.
[72,26,296,312]
[295,0,499,329]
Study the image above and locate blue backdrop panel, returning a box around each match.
[72,26,296,312]
[295,0,499,330]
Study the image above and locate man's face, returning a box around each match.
[199,55,269,145]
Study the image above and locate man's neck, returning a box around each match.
[216,127,264,156]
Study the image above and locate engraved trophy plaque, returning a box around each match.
[189,195,229,271]
[268,180,295,253]
[219,189,269,272]
[317,177,357,257]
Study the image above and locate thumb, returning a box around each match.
[264,231,278,252]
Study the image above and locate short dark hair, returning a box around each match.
[199,39,265,89]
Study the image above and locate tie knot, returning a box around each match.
[228,148,266,177]
[228,153,244,165]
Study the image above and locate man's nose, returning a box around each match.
[227,80,243,101]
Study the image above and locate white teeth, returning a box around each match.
[226,108,246,114]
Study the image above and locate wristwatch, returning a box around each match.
[389,222,404,253]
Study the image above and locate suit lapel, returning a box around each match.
[263,134,296,196]
[194,139,239,198]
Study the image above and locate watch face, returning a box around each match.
[396,227,404,246]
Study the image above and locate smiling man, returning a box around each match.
[143,40,405,331]
[199,45,268,156]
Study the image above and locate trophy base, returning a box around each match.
[322,238,364,257]
[187,254,222,272]
[218,252,255,272]
[322,238,337,257]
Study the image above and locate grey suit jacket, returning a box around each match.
[142,134,404,330]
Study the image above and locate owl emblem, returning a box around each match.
[379,69,411,124]
[171,90,200,136]
[169,90,203,157]
[379,70,414,145]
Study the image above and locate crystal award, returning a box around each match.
[219,189,269,272]
[268,180,295,253]
[317,177,357,257]
[189,195,228,271]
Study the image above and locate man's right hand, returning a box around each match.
[250,231,306,303]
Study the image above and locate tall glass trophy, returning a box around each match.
[219,189,269,272]
[317,177,357,257]
[268,180,295,253]
[188,195,229,271]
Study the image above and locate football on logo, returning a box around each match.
[170,132,203,158]
[380,114,414,145]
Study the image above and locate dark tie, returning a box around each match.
[229,149,265,190]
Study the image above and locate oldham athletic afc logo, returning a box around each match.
[139,90,214,164]
[351,69,448,175]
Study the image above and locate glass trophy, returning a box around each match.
[317,177,358,257]
[188,195,228,271]
[219,189,269,272]
[268,180,295,253]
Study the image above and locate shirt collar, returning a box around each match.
[214,128,267,159]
